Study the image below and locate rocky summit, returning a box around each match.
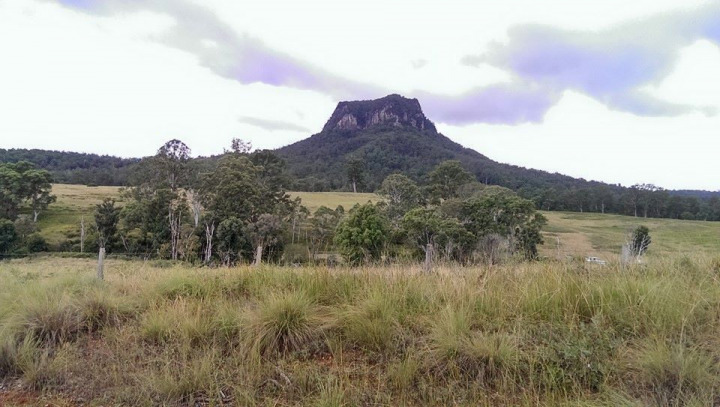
[321,94,437,133]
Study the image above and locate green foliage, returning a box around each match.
[215,217,246,265]
[334,204,388,265]
[427,160,474,201]
[0,148,138,186]
[345,157,366,193]
[245,213,285,265]
[0,218,17,253]
[308,206,344,258]
[377,173,421,221]
[460,187,546,259]
[401,207,471,263]
[25,234,48,253]
[0,161,56,221]
[94,198,120,250]
[200,155,263,222]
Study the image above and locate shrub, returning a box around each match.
[25,234,48,253]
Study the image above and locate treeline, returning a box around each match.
[0,148,139,186]
[58,139,546,268]
[521,184,720,221]
[3,142,719,222]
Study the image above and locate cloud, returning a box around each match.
[55,0,384,99]
[411,59,427,69]
[54,0,720,126]
[238,116,310,133]
[463,3,720,118]
[419,84,561,125]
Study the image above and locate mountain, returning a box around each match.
[276,94,600,193]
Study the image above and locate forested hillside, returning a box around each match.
[277,95,720,221]
[0,148,139,186]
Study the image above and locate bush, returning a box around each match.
[25,234,49,253]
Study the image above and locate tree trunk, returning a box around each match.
[33,210,39,223]
[80,216,85,253]
[601,201,605,214]
[423,243,433,273]
[97,247,105,280]
[352,181,357,194]
[204,222,215,264]
[253,244,263,266]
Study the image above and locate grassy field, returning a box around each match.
[34,185,720,262]
[540,211,720,260]
[2,256,720,405]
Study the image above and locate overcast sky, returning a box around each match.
[1,0,719,190]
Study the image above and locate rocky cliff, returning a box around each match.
[321,94,437,133]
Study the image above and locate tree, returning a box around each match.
[0,162,53,221]
[229,138,252,154]
[402,208,469,272]
[94,198,120,280]
[460,187,546,260]
[0,164,23,220]
[334,203,387,265]
[345,157,365,193]
[215,217,246,266]
[23,169,56,222]
[427,160,474,201]
[0,219,16,253]
[245,214,284,266]
[377,174,421,222]
[156,139,191,191]
[308,206,343,260]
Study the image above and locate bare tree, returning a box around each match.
[204,221,215,264]
[80,216,85,253]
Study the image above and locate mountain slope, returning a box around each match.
[277,94,601,193]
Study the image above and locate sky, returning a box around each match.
[1,0,719,190]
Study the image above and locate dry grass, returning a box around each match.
[2,256,720,405]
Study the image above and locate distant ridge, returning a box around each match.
[0,148,139,186]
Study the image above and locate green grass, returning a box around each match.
[539,211,720,260]
[2,256,720,404]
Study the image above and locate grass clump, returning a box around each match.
[339,289,400,354]
[625,339,719,405]
[244,290,328,357]
[425,306,519,384]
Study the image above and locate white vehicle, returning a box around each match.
[585,256,607,265]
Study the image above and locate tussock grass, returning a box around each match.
[243,290,329,357]
[2,256,720,405]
